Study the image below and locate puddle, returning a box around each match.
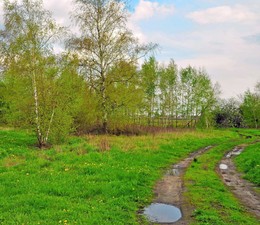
[166,164,186,176]
[226,147,243,158]
[140,146,213,224]
[219,163,228,170]
[171,168,181,176]
[143,203,182,223]
[166,166,182,176]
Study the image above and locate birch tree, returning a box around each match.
[241,83,260,128]
[0,0,67,147]
[179,66,218,127]
[140,57,159,126]
[158,60,178,127]
[0,81,5,124]
[193,69,218,128]
[180,66,196,126]
[69,0,155,133]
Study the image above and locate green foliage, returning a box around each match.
[68,0,154,133]
[214,98,244,128]
[137,60,218,129]
[0,81,7,124]
[0,0,84,146]
[0,128,241,224]
[158,59,178,119]
[180,66,217,128]
[240,86,260,128]
[141,57,158,98]
[235,142,260,186]
[74,90,100,133]
[1,0,257,141]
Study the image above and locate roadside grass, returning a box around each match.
[184,136,260,225]
[0,128,240,224]
[234,141,260,187]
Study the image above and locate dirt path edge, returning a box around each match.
[140,146,213,225]
[216,145,260,219]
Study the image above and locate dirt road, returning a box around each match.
[217,145,260,219]
[144,146,212,225]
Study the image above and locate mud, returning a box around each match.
[217,145,260,219]
[142,146,212,225]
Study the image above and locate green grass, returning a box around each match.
[184,135,260,225]
[234,141,260,186]
[0,128,259,224]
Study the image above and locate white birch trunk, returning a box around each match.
[45,108,55,143]
[32,72,43,146]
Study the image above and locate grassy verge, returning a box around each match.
[234,141,260,187]
[0,128,240,224]
[184,137,260,225]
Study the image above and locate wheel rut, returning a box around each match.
[217,145,260,219]
[141,146,213,225]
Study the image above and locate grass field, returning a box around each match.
[234,141,260,187]
[0,128,259,224]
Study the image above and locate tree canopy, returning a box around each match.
[0,0,258,147]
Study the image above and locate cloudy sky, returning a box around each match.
[0,0,260,98]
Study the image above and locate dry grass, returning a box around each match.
[98,136,111,152]
[2,155,25,167]
[84,129,217,153]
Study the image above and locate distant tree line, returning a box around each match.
[0,0,259,147]
[215,83,260,129]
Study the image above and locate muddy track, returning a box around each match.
[217,145,260,219]
[142,146,213,225]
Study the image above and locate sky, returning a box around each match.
[0,0,260,98]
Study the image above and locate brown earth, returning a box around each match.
[144,146,213,225]
[217,145,260,219]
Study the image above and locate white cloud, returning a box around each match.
[138,15,260,98]
[44,0,73,27]
[131,0,174,21]
[188,5,257,24]
[177,55,259,98]
[133,2,260,98]
[172,29,260,98]
[127,21,148,43]
[0,0,73,28]
[0,1,4,26]
[128,0,174,43]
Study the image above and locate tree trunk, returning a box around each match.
[101,78,108,133]
[32,72,43,147]
[45,108,55,143]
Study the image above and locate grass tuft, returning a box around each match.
[234,141,260,186]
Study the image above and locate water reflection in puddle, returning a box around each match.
[166,165,184,176]
[226,147,243,158]
[167,168,181,176]
[143,203,182,223]
[219,163,228,170]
